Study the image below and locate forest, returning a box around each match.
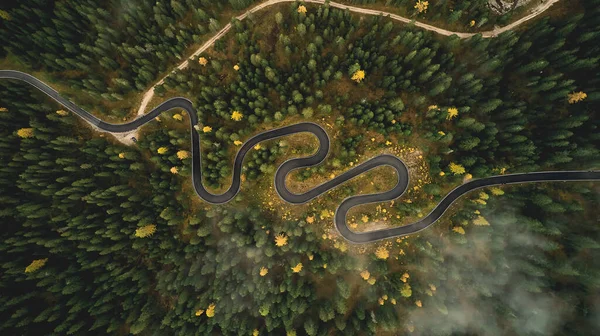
[0,0,599,335]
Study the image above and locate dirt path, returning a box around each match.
[122,0,560,145]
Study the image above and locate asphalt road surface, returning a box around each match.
[1,70,598,243]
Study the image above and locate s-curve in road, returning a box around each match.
[1,70,599,243]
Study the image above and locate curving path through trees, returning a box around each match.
[1,70,598,243]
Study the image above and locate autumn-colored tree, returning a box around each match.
[360,270,370,280]
[414,0,429,13]
[135,224,157,238]
[275,233,288,246]
[56,109,68,116]
[291,263,303,273]
[173,113,183,121]
[198,57,208,66]
[25,258,48,273]
[473,216,490,226]
[231,111,243,121]
[206,303,216,317]
[568,91,587,104]
[17,128,34,138]
[297,5,307,14]
[157,147,168,154]
[202,126,212,133]
[446,107,459,120]
[375,246,389,259]
[449,162,466,175]
[170,167,179,174]
[401,283,412,297]
[452,226,465,234]
[177,150,190,159]
[351,69,366,83]
[489,187,505,196]
[233,64,240,71]
[260,267,268,276]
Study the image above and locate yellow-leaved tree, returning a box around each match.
[360,270,370,280]
[25,258,48,273]
[449,162,466,175]
[351,69,366,83]
[157,147,168,154]
[173,114,183,121]
[135,224,156,238]
[17,128,34,138]
[452,226,465,235]
[177,150,190,160]
[206,303,216,317]
[170,167,179,174]
[260,267,268,276]
[568,91,587,104]
[202,126,212,133]
[401,283,413,297]
[414,0,429,13]
[198,57,208,66]
[489,187,504,196]
[473,216,490,226]
[375,246,389,259]
[297,5,307,14]
[446,107,459,120]
[231,111,243,121]
[274,233,288,246]
[56,109,68,116]
[291,263,303,273]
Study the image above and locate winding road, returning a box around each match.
[1,70,598,243]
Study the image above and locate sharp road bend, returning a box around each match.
[136,0,561,117]
[2,70,598,243]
